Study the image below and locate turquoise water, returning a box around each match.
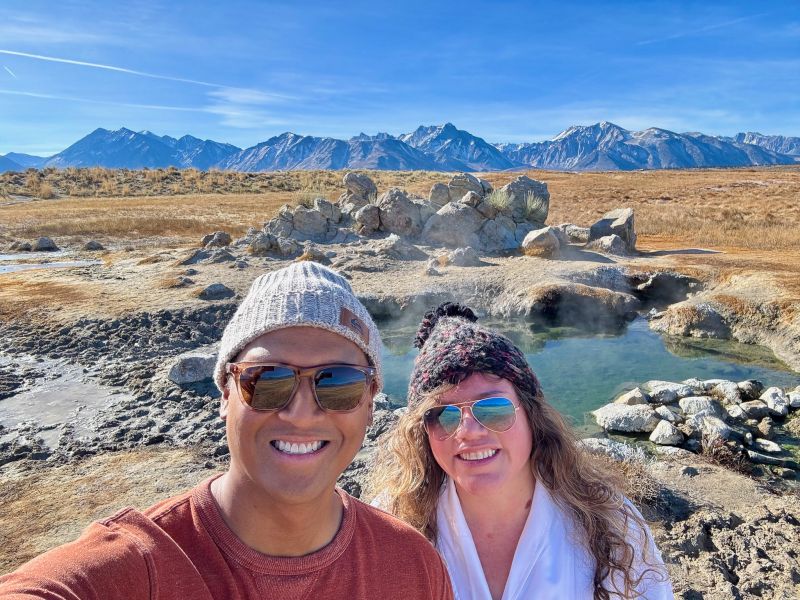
[379,318,800,426]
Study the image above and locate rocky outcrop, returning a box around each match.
[521,227,560,257]
[588,208,636,251]
[376,188,424,238]
[338,172,377,213]
[421,202,484,248]
[497,176,550,223]
[649,302,732,339]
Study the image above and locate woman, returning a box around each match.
[370,303,672,599]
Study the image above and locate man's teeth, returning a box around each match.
[274,440,324,455]
[460,449,498,461]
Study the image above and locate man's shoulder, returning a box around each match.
[348,494,436,552]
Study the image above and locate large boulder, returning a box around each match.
[649,302,731,339]
[497,176,550,223]
[354,204,380,235]
[369,234,428,261]
[448,173,485,202]
[586,234,628,256]
[448,247,482,267]
[429,183,451,209]
[520,227,559,257]
[264,206,294,238]
[592,403,661,433]
[341,172,377,202]
[642,380,694,404]
[556,223,590,244]
[760,387,789,417]
[32,237,59,252]
[248,232,277,256]
[678,396,725,419]
[202,231,232,248]
[421,202,484,248]
[649,420,684,445]
[313,198,341,223]
[377,188,423,238]
[291,207,329,241]
[198,283,235,301]
[589,208,636,251]
[167,350,217,385]
[478,216,518,252]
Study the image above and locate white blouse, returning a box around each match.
[435,478,674,600]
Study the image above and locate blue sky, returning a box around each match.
[1,0,798,155]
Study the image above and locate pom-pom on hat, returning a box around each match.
[408,302,541,407]
[214,261,383,393]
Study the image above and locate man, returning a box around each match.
[0,262,453,599]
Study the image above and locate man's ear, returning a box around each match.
[219,386,230,420]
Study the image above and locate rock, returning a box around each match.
[591,403,661,433]
[248,232,276,256]
[614,388,649,405]
[291,207,329,240]
[377,188,423,238]
[32,236,59,252]
[478,216,518,252]
[497,176,550,223]
[726,404,746,421]
[83,240,104,251]
[757,417,775,440]
[549,226,569,248]
[753,438,782,453]
[448,173,485,202]
[313,198,341,223]
[342,172,377,202]
[588,208,636,251]
[428,183,451,209]
[787,391,800,409]
[578,438,646,462]
[354,204,380,235]
[642,381,694,404]
[648,302,731,339]
[448,247,482,267]
[586,234,628,256]
[475,199,499,219]
[710,381,742,405]
[371,234,428,261]
[276,237,300,257]
[264,208,294,238]
[297,243,329,264]
[679,396,725,418]
[202,231,232,248]
[655,405,682,423]
[737,379,764,400]
[521,227,560,257]
[207,249,235,263]
[556,223,590,244]
[197,283,235,301]
[746,450,799,468]
[460,191,482,208]
[167,351,217,385]
[740,400,771,420]
[421,202,484,248]
[760,387,789,417]
[649,420,684,445]
[785,417,800,437]
[514,222,535,244]
[12,241,32,252]
[688,413,734,441]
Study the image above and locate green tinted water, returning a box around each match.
[379,318,800,426]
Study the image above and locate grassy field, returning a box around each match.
[1,166,799,250]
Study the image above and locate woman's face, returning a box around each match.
[426,372,534,499]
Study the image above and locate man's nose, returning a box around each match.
[278,376,323,422]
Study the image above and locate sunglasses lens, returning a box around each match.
[472,397,517,432]
[242,366,296,410]
[314,366,369,411]
[424,405,463,440]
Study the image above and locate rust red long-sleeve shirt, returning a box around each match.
[0,477,453,600]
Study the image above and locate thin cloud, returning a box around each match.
[3,65,16,78]
[636,13,770,46]
[0,88,208,112]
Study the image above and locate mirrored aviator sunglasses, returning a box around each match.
[423,396,519,441]
[226,362,376,412]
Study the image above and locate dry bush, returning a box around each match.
[700,435,750,474]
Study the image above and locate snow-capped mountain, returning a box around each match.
[399,123,517,171]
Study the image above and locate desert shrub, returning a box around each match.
[486,189,511,212]
[700,435,749,474]
[525,190,549,222]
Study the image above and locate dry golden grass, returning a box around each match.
[1,166,799,251]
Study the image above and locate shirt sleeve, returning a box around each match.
[623,499,675,600]
[0,521,152,600]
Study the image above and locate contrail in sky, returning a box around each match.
[636,13,770,46]
[0,49,218,87]
[3,65,16,78]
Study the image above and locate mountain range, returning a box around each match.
[3,122,799,174]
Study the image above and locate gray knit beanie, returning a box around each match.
[214,261,383,392]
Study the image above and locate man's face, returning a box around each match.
[221,326,374,506]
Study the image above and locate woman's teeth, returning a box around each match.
[273,440,324,455]
[459,449,498,461]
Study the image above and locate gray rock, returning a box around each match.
[746,450,799,468]
[588,208,636,251]
[514,222,535,244]
[521,227,560,257]
[207,249,235,263]
[313,198,341,223]
[299,243,329,263]
[592,403,661,433]
[32,236,59,252]
[758,417,775,439]
[421,202,484,248]
[460,191,482,208]
[711,381,742,405]
[478,217,518,252]
[726,404,746,421]
[478,177,493,197]
[737,379,764,400]
[167,351,217,385]
[448,173,485,202]
[497,176,550,223]
[342,172,377,202]
[371,234,428,261]
[788,391,800,409]
[578,438,646,462]
[649,420,684,445]
[760,387,789,417]
[687,412,734,441]
[655,405,682,423]
[198,283,235,301]
[753,438,782,453]
[202,231,232,248]
[292,207,329,240]
[448,247,482,267]
[642,381,693,404]
[679,396,725,418]
[354,204,381,235]
[556,223,590,244]
[475,199,499,219]
[586,234,628,256]
[428,183,451,209]
[740,400,771,419]
[681,378,709,394]
[12,241,32,251]
[649,302,732,339]
[614,388,649,406]
[377,188,423,238]
[248,232,276,256]
[83,240,104,251]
